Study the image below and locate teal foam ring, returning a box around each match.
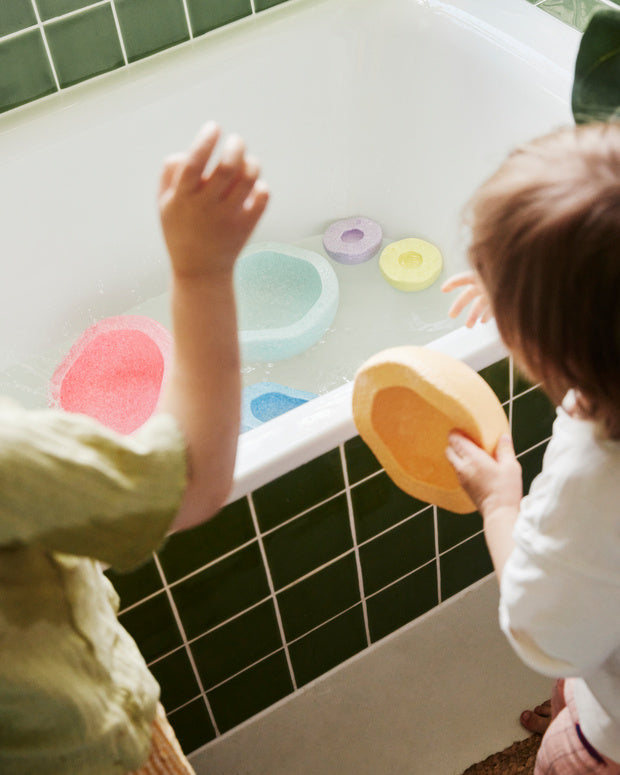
[241,382,317,431]
[235,242,339,362]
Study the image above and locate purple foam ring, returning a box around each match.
[322,216,383,265]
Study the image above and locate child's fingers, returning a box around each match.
[159,153,186,198]
[176,122,221,193]
[205,134,246,200]
[494,433,516,462]
[441,271,477,293]
[465,295,489,327]
[448,286,479,319]
[225,155,261,208]
[242,180,270,229]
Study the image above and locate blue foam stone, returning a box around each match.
[235,242,339,362]
[241,382,317,431]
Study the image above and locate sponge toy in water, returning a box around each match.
[352,346,509,513]
[49,315,172,435]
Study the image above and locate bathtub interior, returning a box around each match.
[0,0,575,419]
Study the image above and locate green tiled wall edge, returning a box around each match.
[0,0,290,114]
[1,0,619,115]
[105,354,557,754]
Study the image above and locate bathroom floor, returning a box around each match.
[189,575,551,775]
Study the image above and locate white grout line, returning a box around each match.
[152,553,221,736]
[179,0,194,40]
[339,444,371,647]
[108,0,129,66]
[29,0,60,91]
[247,493,298,691]
[433,505,442,604]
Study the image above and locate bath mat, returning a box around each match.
[460,734,542,775]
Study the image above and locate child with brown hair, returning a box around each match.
[0,122,268,774]
[443,121,620,774]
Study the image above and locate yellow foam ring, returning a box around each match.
[379,238,443,292]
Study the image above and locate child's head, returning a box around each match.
[468,121,620,436]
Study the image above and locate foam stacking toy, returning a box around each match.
[49,315,172,435]
[380,238,443,291]
[241,382,317,431]
[322,216,383,264]
[235,242,339,362]
[352,346,509,513]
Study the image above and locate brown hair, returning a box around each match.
[468,122,620,437]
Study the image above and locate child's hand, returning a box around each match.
[441,271,493,328]
[445,432,522,580]
[445,432,522,518]
[158,121,269,280]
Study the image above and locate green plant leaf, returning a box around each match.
[572,8,620,124]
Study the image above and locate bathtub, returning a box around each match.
[0,0,579,765]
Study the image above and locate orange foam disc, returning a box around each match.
[49,315,172,435]
[352,346,509,513]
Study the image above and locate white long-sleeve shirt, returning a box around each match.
[500,399,620,761]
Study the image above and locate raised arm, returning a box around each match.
[158,122,269,531]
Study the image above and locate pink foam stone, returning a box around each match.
[49,315,172,435]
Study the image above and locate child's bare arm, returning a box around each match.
[441,271,493,328]
[158,122,269,531]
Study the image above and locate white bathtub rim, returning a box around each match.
[229,321,507,503]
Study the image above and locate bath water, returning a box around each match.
[0,232,461,414]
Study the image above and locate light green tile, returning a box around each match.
[45,6,124,88]
[0,29,56,113]
[115,0,189,63]
[0,1,37,36]
[187,0,252,37]
[255,0,289,10]
[537,0,610,30]
[37,0,96,22]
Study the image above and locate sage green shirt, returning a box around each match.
[0,399,187,774]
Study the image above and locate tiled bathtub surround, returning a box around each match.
[105,358,557,754]
[0,0,617,114]
[0,0,290,113]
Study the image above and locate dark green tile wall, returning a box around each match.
[104,353,557,754]
[0,0,294,114]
